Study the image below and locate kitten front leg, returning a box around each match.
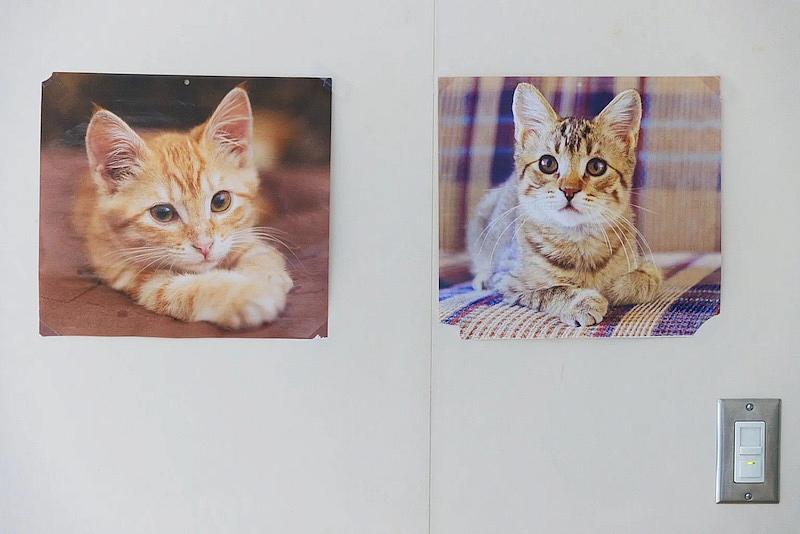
[607,262,662,306]
[467,187,510,290]
[228,241,293,293]
[134,243,292,329]
[469,233,496,290]
[497,273,608,327]
[200,241,293,328]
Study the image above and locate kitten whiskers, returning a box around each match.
[489,214,525,266]
[476,203,520,255]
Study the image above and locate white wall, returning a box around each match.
[0,1,432,532]
[2,1,799,533]
[432,1,800,532]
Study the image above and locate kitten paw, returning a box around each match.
[197,270,294,329]
[496,274,527,304]
[609,262,663,305]
[472,271,491,290]
[233,271,293,329]
[560,289,608,327]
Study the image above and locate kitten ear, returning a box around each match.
[203,87,253,166]
[85,109,147,192]
[596,89,642,149]
[512,83,559,145]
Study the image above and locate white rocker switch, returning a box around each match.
[734,421,765,484]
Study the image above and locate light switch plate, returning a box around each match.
[716,399,781,503]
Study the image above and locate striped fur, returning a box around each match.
[74,87,293,329]
[468,83,661,327]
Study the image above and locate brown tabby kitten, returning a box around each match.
[75,87,293,329]
[468,83,662,327]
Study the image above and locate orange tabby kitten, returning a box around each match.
[75,87,293,329]
[468,83,662,326]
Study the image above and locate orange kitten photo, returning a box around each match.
[40,73,331,338]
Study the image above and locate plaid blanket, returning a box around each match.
[439,253,720,339]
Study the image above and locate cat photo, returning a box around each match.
[40,73,331,338]
[439,77,721,339]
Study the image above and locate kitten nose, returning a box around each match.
[193,240,213,259]
[560,186,581,201]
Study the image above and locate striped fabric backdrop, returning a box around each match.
[438,76,721,255]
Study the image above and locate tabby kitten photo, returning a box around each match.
[468,83,662,327]
[75,87,293,329]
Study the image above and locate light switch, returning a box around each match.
[717,399,780,503]
[734,421,765,483]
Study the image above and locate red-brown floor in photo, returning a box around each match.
[39,146,329,338]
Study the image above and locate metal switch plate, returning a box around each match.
[716,399,781,503]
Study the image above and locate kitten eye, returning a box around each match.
[150,204,176,222]
[586,157,608,177]
[538,154,558,174]
[210,190,231,212]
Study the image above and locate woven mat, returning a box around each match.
[439,253,721,339]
